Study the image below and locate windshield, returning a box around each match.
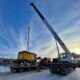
[60,53,67,59]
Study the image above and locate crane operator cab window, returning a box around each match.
[60,53,74,61]
[60,53,67,59]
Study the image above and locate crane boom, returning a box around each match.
[30,3,70,54]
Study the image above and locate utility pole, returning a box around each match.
[27,26,30,51]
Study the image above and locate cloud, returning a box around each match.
[29,0,80,58]
[30,12,80,58]
[0,25,29,58]
[0,0,80,59]
[31,25,80,58]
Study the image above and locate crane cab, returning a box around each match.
[59,53,74,62]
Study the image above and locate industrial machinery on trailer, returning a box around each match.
[30,3,80,75]
[0,51,51,72]
[0,51,37,72]
[10,51,37,72]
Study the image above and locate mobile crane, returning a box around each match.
[30,3,80,75]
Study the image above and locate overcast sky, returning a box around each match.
[0,0,80,58]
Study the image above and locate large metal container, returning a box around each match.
[18,51,37,62]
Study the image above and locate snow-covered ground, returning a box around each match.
[0,67,10,72]
[0,68,80,80]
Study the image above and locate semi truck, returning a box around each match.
[30,3,80,75]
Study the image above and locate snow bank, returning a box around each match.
[0,67,10,72]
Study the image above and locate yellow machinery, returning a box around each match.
[18,51,37,61]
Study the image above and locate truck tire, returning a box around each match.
[49,67,54,73]
[19,68,24,72]
[62,68,69,75]
[49,66,56,73]
[10,67,15,72]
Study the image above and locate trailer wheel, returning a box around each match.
[19,68,24,72]
[49,66,56,73]
[10,67,15,72]
[10,67,13,72]
[15,69,21,73]
[73,67,76,70]
[63,68,70,74]
[49,67,53,73]
[65,69,68,75]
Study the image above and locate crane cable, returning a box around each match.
[55,39,60,59]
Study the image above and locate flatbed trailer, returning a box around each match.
[10,64,37,72]
[0,58,38,72]
[0,58,50,72]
